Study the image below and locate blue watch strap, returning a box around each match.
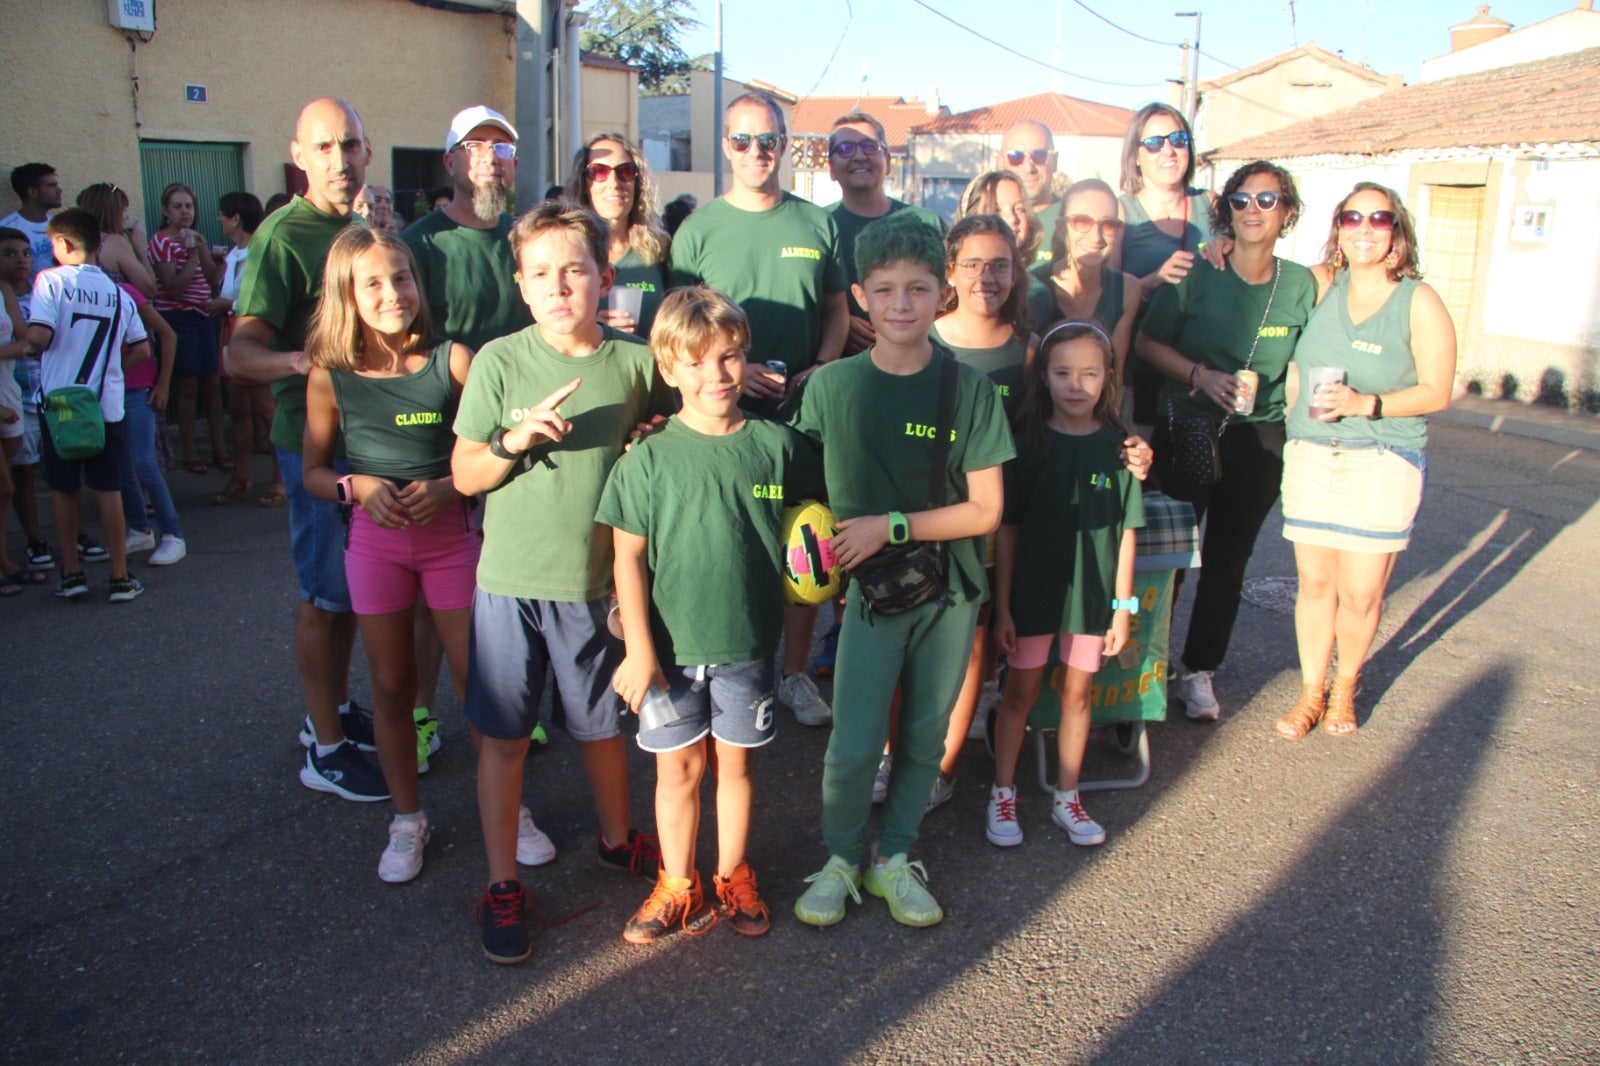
[1111,596,1139,615]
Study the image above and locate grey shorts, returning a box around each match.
[637,658,777,754]
[464,590,623,742]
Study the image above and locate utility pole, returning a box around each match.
[1175,11,1201,125]
[713,0,724,196]
[515,0,551,209]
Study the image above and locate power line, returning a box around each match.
[1068,0,1240,70]
[803,0,855,98]
[908,0,1166,89]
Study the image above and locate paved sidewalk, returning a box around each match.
[1437,393,1600,451]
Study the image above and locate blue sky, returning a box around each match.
[680,0,1574,114]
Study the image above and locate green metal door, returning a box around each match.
[138,141,246,246]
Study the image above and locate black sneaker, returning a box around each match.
[297,701,378,752]
[598,829,663,877]
[476,880,532,964]
[77,535,109,563]
[108,575,144,603]
[54,571,89,599]
[298,741,390,802]
[26,540,54,571]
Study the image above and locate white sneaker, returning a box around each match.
[1051,788,1106,846]
[925,772,955,813]
[516,805,556,866]
[1178,669,1221,721]
[779,672,832,726]
[125,528,156,554]
[149,535,187,566]
[985,784,1024,847]
[378,815,430,883]
[970,681,1001,739]
[871,750,893,804]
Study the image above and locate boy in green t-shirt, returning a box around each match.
[597,287,824,943]
[452,201,674,965]
[787,212,1016,928]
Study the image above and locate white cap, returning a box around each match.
[445,106,518,151]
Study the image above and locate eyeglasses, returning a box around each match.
[587,161,639,184]
[1226,191,1281,212]
[453,140,517,159]
[1004,148,1052,167]
[1138,130,1191,152]
[726,132,783,153]
[1338,209,1397,231]
[1064,214,1125,237]
[829,139,883,160]
[953,257,1014,279]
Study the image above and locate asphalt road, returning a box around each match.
[4,418,1598,1065]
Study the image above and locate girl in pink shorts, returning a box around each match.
[989,322,1145,850]
[302,225,478,884]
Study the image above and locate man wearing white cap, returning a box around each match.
[402,105,531,352]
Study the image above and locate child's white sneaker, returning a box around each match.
[378,814,430,883]
[1051,788,1106,846]
[985,784,1023,847]
[516,805,556,866]
[871,750,892,805]
[779,672,832,726]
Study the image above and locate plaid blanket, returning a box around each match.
[1135,491,1201,572]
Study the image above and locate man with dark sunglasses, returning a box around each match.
[669,89,850,731]
[1000,121,1062,265]
[402,105,531,352]
[826,111,945,358]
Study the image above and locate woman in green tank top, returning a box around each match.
[1276,183,1458,740]
[1029,178,1140,375]
[564,133,671,340]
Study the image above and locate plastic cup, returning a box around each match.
[608,286,644,324]
[1307,366,1347,421]
[637,684,681,732]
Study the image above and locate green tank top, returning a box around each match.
[930,323,1027,417]
[1288,274,1426,450]
[1027,264,1127,338]
[330,340,457,482]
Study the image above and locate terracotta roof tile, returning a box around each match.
[792,95,950,151]
[910,92,1132,137]
[1212,46,1600,159]
[1201,42,1397,92]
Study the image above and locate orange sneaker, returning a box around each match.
[713,861,771,937]
[622,870,705,944]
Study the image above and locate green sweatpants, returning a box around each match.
[822,583,979,861]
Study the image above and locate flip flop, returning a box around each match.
[215,455,236,471]
[212,482,252,505]
[184,459,208,475]
[258,488,287,508]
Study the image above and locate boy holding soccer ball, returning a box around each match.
[597,285,823,943]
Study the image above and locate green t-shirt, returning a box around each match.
[234,195,353,452]
[596,418,824,665]
[1142,256,1316,423]
[610,248,668,340]
[401,209,531,354]
[1032,197,1062,266]
[668,192,847,373]
[829,198,946,318]
[453,325,675,600]
[786,346,1016,606]
[929,322,1027,418]
[1003,426,1145,637]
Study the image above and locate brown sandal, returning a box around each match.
[1323,675,1359,735]
[1275,684,1327,738]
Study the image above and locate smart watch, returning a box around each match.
[1111,597,1140,615]
[335,474,356,506]
[488,425,522,460]
[887,511,910,546]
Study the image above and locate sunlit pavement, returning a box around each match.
[5,414,1598,1063]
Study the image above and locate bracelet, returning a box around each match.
[488,426,524,461]
[1188,363,1202,395]
[1370,394,1384,420]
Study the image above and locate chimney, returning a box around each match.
[1450,4,1513,52]
[925,87,940,116]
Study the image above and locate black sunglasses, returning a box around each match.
[1338,209,1397,231]
[727,132,783,153]
[829,139,883,160]
[587,161,639,183]
[1004,148,1052,167]
[1139,130,1191,152]
[1227,191,1281,212]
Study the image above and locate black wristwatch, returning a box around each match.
[488,426,523,460]
[1370,395,1384,420]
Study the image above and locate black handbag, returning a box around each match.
[1161,258,1281,503]
[853,354,958,619]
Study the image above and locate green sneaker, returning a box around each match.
[414,707,441,773]
[863,852,943,927]
[794,855,861,927]
[530,722,549,748]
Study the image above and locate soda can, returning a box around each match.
[764,360,788,379]
[1233,369,1259,415]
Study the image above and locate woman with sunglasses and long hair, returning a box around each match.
[1029,178,1140,372]
[1275,183,1456,739]
[1116,103,1216,424]
[565,132,671,338]
[1136,160,1316,724]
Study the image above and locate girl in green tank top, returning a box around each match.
[301,225,479,884]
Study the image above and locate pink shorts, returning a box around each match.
[1010,631,1106,673]
[345,496,481,616]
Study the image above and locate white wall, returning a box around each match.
[1478,157,1600,348]
[1419,10,1600,80]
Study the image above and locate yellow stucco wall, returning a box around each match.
[0,0,519,214]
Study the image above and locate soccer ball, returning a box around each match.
[781,498,842,606]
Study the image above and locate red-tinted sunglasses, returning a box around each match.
[587,161,639,183]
